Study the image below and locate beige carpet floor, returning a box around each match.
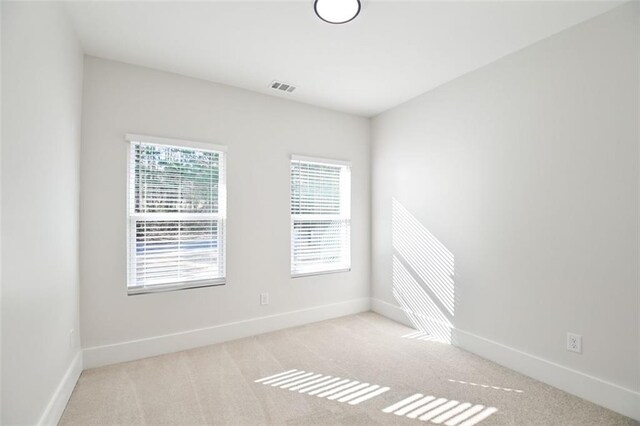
[60,312,637,425]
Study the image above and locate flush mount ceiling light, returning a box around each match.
[314,0,361,24]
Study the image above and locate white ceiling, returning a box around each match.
[64,1,621,117]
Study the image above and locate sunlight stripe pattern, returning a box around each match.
[402,331,445,342]
[447,379,523,393]
[382,393,498,425]
[254,369,390,406]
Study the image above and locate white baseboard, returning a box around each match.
[370,298,640,422]
[455,328,640,422]
[83,297,371,369]
[38,351,83,426]
[371,297,413,327]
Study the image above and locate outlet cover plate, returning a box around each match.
[260,293,269,305]
[567,332,582,353]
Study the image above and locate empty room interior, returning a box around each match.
[1,0,639,424]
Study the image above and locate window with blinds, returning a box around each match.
[290,155,351,277]
[127,135,226,294]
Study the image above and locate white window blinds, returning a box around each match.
[127,135,226,293]
[290,155,351,276]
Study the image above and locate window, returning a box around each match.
[290,155,351,277]
[126,134,226,294]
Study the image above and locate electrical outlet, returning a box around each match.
[260,293,269,305]
[567,332,582,353]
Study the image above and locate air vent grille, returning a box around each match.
[270,80,297,93]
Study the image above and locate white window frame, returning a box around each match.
[126,134,227,295]
[290,154,352,278]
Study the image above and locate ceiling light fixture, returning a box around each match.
[314,0,361,24]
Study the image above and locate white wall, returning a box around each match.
[1,2,83,424]
[372,1,638,418]
[80,57,370,361]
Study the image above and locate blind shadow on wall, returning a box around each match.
[392,198,455,344]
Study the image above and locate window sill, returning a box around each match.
[291,268,351,279]
[128,278,225,295]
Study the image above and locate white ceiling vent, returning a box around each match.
[270,80,297,93]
